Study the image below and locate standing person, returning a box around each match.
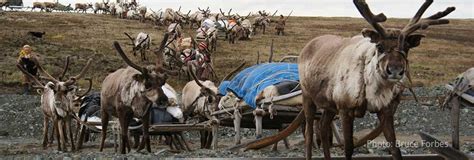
[275,15,286,36]
[17,45,39,95]
[195,42,212,80]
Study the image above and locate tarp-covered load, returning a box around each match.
[219,63,299,108]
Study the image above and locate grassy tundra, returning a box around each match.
[0,12,472,93]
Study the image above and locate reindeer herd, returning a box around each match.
[13,0,457,159]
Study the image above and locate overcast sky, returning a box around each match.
[23,0,472,18]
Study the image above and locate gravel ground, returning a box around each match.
[0,86,473,159]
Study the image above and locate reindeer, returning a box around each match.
[227,23,242,44]
[32,2,46,12]
[219,8,234,20]
[94,0,109,14]
[196,27,218,52]
[137,6,147,22]
[145,8,164,26]
[181,63,245,149]
[99,33,176,154]
[43,2,57,12]
[236,13,253,39]
[17,56,92,151]
[189,7,210,29]
[124,32,151,62]
[163,7,181,25]
[107,1,116,15]
[243,0,455,159]
[115,2,129,19]
[75,3,93,13]
[252,10,277,35]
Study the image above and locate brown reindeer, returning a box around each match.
[99,33,176,154]
[243,0,455,159]
[17,56,92,151]
[75,3,93,13]
[32,2,46,12]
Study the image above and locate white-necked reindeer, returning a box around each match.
[244,1,455,160]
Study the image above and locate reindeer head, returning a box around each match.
[18,56,92,113]
[114,33,177,105]
[354,0,454,82]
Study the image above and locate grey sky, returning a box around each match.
[23,0,473,18]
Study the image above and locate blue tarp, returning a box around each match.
[218,63,299,108]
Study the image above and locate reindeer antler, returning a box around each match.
[58,55,71,81]
[32,57,59,84]
[353,0,388,38]
[114,41,146,75]
[220,62,246,84]
[124,32,135,45]
[17,63,44,88]
[398,0,455,51]
[77,78,92,99]
[187,63,205,87]
[64,58,92,86]
[219,8,225,16]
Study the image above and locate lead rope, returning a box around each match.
[397,51,420,104]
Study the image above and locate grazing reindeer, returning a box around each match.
[17,56,92,151]
[124,32,151,62]
[252,10,276,35]
[32,2,46,12]
[75,3,93,13]
[94,0,109,14]
[99,33,176,154]
[244,0,455,159]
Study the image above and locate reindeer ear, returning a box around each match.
[406,34,425,48]
[361,28,382,43]
[132,73,145,82]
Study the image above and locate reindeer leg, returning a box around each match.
[271,134,278,151]
[340,109,354,160]
[206,131,212,149]
[118,112,131,154]
[283,135,290,149]
[58,119,67,151]
[321,110,336,159]
[49,120,55,145]
[67,116,75,151]
[200,130,207,148]
[254,108,265,139]
[77,119,87,150]
[42,116,49,149]
[179,132,192,151]
[74,120,80,143]
[54,118,61,151]
[99,110,109,152]
[314,119,321,148]
[233,109,242,145]
[211,117,219,149]
[138,111,151,153]
[303,95,316,160]
[379,108,402,160]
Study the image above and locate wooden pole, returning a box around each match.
[450,97,460,150]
